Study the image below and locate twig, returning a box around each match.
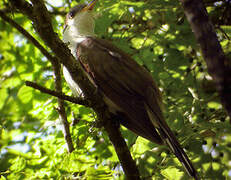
[25,81,90,107]
[52,61,74,153]
[0,10,57,65]
[0,7,75,153]
[216,26,230,40]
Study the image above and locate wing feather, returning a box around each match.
[76,37,162,144]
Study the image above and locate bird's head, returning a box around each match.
[63,0,98,37]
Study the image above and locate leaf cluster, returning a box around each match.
[0,0,231,179]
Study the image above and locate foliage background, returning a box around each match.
[0,0,231,179]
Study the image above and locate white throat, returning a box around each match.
[63,11,96,58]
[62,10,96,97]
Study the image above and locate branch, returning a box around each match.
[0,4,75,153]
[25,81,90,107]
[179,0,231,119]
[102,116,141,180]
[0,10,57,65]
[52,61,74,153]
[10,0,97,98]
[10,0,141,178]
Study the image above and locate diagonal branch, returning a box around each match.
[0,10,57,65]
[1,8,77,153]
[25,81,90,106]
[10,0,97,98]
[9,0,141,179]
[52,61,74,153]
[179,0,231,119]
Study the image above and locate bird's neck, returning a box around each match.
[63,24,95,43]
[72,24,95,37]
[63,23,95,58]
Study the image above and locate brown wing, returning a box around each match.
[76,37,163,144]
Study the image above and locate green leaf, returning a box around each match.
[17,85,33,104]
[161,167,184,180]
[9,156,26,172]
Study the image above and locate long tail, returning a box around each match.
[145,105,199,179]
[157,123,199,180]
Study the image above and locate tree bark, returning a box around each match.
[179,0,231,119]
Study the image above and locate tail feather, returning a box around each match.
[158,126,199,180]
[145,105,199,179]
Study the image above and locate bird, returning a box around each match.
[62,0,199,179]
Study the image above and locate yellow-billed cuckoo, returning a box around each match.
[63,0,198,179]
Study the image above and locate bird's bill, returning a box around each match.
[83,0,98,11]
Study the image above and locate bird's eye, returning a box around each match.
[69,12,74,19]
